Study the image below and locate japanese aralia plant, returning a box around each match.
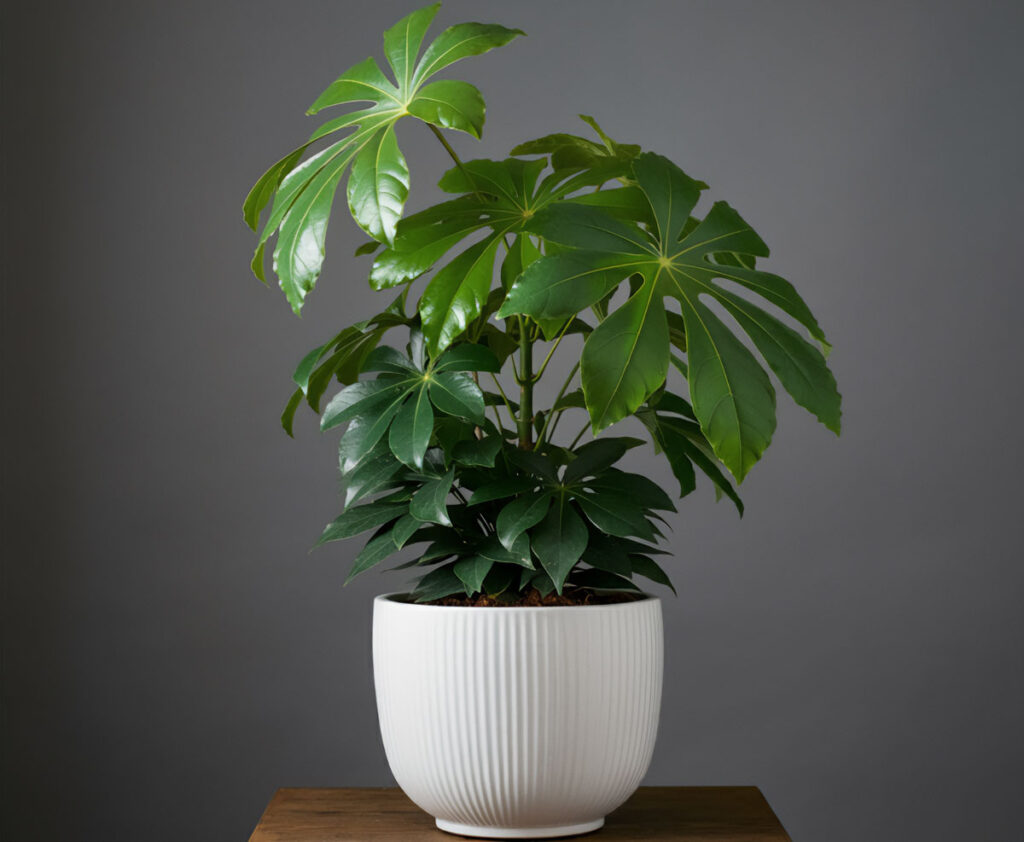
[243,3,840,837]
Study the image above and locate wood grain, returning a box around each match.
[249,786,791,841]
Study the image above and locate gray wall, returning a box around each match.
[3,1,1022,839]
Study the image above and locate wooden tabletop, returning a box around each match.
[249,786,791,841]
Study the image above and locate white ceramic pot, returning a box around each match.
[372,593,663,839]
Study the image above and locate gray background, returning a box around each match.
[3,1,1023,840]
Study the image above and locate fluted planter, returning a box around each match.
[372,593,663,839]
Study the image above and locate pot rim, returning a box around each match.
[375,592,660,612]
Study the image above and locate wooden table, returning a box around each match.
[249,787,791,841]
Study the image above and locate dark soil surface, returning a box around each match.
[426,587,642,608]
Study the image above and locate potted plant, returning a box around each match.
[243,3,841,837]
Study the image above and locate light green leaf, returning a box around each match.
[419,235,505,355]
[408,79,486,138]
[347,124,409,244]
[382,3,441,92]
[412,22,525,87]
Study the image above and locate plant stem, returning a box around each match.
[568,421,589,450]
[533,318,573,382]
[535,361,579,448]
[517,316,533,449]
[489,373,516,426]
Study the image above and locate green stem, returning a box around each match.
[517,316,534,449]
[533,318,573,382]
[568,421,589,450]
[489,373,517,427]
[535,361,579,448]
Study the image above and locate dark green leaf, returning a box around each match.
[575,490,657,541]
[388,386,434,468]
[316,502,405,546]
[412,563,464,602]
[435,343,501,373]
[452,436,502,467]
[345,531,403,583]
[468,476,536,505]
[428,371,485,423]
[563,437,644,485]
[531,495,588,593]
[630,555,676,594]
[496,492,553,551]
[454,555,493,594]
[570,568,640,592]
[409,467,454,525]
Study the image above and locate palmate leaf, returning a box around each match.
[243,3,524,313]
[372,154,634,355]
[505,151,840,481]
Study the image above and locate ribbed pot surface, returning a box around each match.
[372,594,663,839]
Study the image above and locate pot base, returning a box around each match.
[436,817,605,839]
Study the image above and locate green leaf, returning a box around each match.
[382,3,441,92]
[435,343,501,373]
[410,467,454,525]
[582,533,632,576]
[570,568,640,592]
[308,57,402,114]
[496,492,553,551]
[337,398,407,471]
[362,344,420,375]
[454,555,493,594]
[678,296,776,481]
[586,469,675,512]
[452,436,502,467]
[411,22,525,87]
[391,513,421,548]
[580,279,669,432]
[419,235,505,355]
[281,389,303,437]
[243,143,311,232]
[408,79,486,138]
[347,124,410,244]
[344,451,403,509]
[514,150,838,479]
[714,290,841,434]
[575,490,657,541]
[497,251,641,320]
[246,6,523,312]
[531,495,588,593]
[412,563,464,602]
[630,555,676,595]
[428,371,485,423]
[316,502,405,546]
[346,531,403,583]
[321,379,409,431]
[563,437,643,485]
[388,386,434,468]
[475,535,533,569]
[468,476,536,505]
